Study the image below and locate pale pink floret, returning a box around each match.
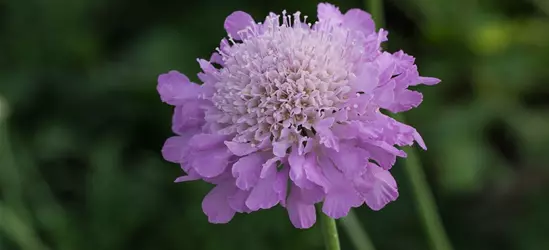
[158,2,439,228]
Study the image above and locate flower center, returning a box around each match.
[211,13,364,145]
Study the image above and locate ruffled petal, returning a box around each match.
[326,144,369,178]
[188,133,227,151]
[161,136,191,163]
[157,70,201,105]
[232,152,264,190]
[228,189,252,213]
[322,185,363,218]
[289,149,316,189]
[245,170,280,211]
[202,182,237,223]
[303,153,331,192]
[287,184,317,229]
[363,165,399,211]
[191,147,232,178]
[172,101,205,134]
[274,166,290,207]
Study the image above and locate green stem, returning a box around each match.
[340,210,376,250]
[399,125,453,250]
[365,0,384,28]
[316,204,341,250]
[364,0,454,249]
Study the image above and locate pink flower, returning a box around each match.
[158,3,440,229]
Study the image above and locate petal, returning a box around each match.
[359,142,397,170]
[210,52,224,66]
[343,9,375,35]
[303,153,330,192]
[232,152,263,190]
[260,157,280,178]
[197,59,218,83]
[299,185,325,204]
[228,189,252,213]
[326,144,369,178]
[317,3,343,24]
[188,133,227,151]
[287,184,317,229]
[363,165,399,211]
[349,63,379,93]
[418,77,441,86]
[272,140,291,157]
[245,172,279,211]
[374,80,396,108]
[157,70,201,105]
[376,52,397,84]
[274,166,290,207]
[224,11,255,40]
[172,101,204,134]
[224,141,258,156]
[315,118,339,151]
[289,150,315,189]
[192,147,232,178]
[389,89,423,113]
[413,130,427,150]
[201,183,237,223]
[161,136,190,163]
[174,173,200,183]
[322,185,363,219]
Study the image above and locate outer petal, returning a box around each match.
[418,77,441,86]
[289,150,315,189]
[245,171,280,211]
[188,133,227,151]
[343,9,375,35]
[323,186,363,218]
[172,101,204,134]
[274,166,290,207]
[224,11,255,40]
[287,184,317,229]
[232,152,263,190]
[359,142,397,170]
[161,136,191,163]
[388,89,423,113]
[326,144,369,178]
[349,63,379,93]
[228,189,252,213]
[191,147,232,178]
[363,165,399,211]
[303,153,330,192]
[315,118,339,151]
[174,173,201,183]
[201,182,237,223]
[157,71,201,105]
[318,155,363,218]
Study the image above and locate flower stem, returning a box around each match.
[316,204,341,250]
[365,0,385,28]
[364,0,454,249]
[340,210,377,250]
[400,132,454,250]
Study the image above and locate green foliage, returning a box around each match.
[1,0,549,249]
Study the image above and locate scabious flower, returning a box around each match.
[158,3,440,229]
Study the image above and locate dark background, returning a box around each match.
[1,0,549,249]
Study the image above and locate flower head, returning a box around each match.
[158,3,440,228]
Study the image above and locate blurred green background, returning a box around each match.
[1,0,549,249]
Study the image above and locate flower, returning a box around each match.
[158,2,440,229]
